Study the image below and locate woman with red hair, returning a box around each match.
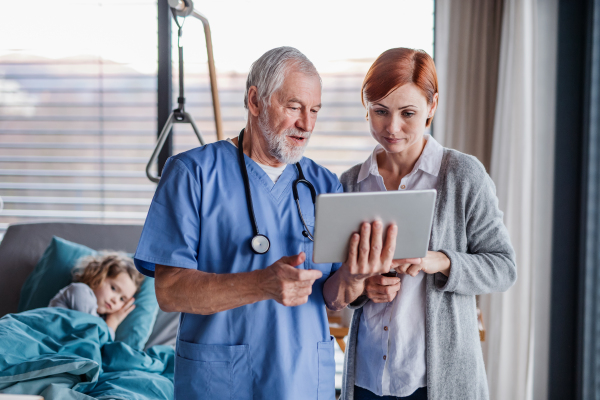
[335,48,517,399]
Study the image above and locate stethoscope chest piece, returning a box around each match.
[251,234,270,254]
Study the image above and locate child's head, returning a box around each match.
[73,252,144,315]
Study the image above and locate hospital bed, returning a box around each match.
[0,221,179,348]
[0,222,181,399]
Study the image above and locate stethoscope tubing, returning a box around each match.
[237,129,315,253]
[237,129,261,237]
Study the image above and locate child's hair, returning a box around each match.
[72,252,144,292]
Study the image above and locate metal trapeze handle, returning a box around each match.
[146,0,222,183]
[146,110,205,183]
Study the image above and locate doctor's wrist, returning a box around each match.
[338,264,369,287]
[252,269,273,302]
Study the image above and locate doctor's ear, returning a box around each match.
[247,86,261,117]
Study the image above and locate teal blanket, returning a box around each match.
[0,308,174,399]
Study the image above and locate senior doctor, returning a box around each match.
[134,46,398,400]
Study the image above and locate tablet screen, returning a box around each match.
[312,190,436,264]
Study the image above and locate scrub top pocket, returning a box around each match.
[175,340,252,400]
[317,336,336,400]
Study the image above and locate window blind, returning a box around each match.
[0,1,433,242]
[0,0,160,241]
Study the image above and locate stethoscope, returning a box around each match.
[237,129,316,254]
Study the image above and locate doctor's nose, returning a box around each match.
[296,110,314,133]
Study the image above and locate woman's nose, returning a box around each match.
[388,115,403,135]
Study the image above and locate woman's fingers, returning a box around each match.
[366,281,400,294]
[395,263,411,274]
[406,263,423,277]
[367,287,399,303]
[392,258,422,266]
[365,274,401,303]
[371,295,395,303]
[366,274,399,287]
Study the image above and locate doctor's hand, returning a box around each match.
[341,221,398,282]
[364,274,401,303]
[259,252,322,307]
[393,251,451,277]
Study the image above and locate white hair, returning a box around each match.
[243,46,320,109]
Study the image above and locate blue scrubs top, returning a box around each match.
[134,140,342,400]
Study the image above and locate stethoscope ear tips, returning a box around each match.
[302,231,309,237]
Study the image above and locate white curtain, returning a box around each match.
[435,0,558,399]
[481,0,536,398]
[433,0,503,169]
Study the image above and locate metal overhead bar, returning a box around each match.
[147,0,223,183]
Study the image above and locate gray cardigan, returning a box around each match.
[340,148,517,400]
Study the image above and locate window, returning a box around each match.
[0,1,159,240]
[0,1,434,242]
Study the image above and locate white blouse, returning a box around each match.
[354,134,444,397]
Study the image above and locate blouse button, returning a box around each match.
[384,326,388,331]
[400,185,406,189]
[383,355,387,360]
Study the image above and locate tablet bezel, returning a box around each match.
[312,189,437,264]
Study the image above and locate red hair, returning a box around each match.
[362,48,438,127]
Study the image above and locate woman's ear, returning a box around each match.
[428,92,439,118]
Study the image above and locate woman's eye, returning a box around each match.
[374,109,387,116]
[403,112,415,117]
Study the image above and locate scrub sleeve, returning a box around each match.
[134,157,201,276]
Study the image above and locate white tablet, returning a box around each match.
[312,190,437,264]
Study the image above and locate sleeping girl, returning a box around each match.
[49,252,144,339]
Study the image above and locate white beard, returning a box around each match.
[258,110,311,164]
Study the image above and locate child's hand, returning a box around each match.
[105,298,136,332]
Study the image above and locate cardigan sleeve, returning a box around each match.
[434,171,517,295]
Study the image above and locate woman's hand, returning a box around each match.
[393,251,451,277]
[105,298,136,332]
[364,274,401,303]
